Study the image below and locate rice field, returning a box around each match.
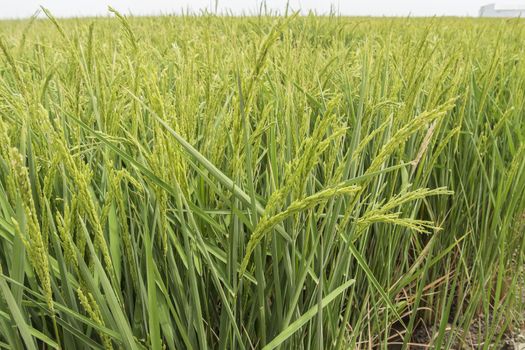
[0,10,524,349]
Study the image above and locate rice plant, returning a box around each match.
[0,9,523,349]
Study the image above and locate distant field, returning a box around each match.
[0,12,524,349]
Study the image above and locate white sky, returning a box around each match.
[0,0,524,19]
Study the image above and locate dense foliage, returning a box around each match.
[0,11,524,349]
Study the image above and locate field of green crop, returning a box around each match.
[0,10,524,349]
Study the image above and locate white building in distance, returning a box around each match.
[479,3,525,17]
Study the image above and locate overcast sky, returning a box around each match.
[1,0,524,19]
